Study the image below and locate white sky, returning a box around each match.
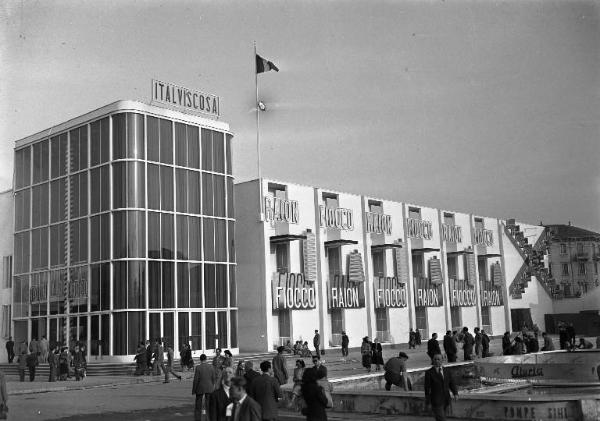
[1,0,599,231]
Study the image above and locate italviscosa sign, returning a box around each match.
[152,79,220,117]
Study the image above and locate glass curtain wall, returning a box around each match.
[13,110,236,357]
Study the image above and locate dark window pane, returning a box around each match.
[160,166,173,211]
[176,169,187,213]
[128,260,145,309]
[113,261,127,310]
[187,126,200,169]
[127,113,145,159]
[90,168,101,214]
[202,174,213,216]
[79,172,88,217]
[203,218,214,261]
[189,216,202,261]
[50,223,66,267]
[148,212,160,259]
[149,313,160,342]
[226,178,234,218]
[15,147,31,189]
[177,215,188,260]
[15,189,31,231]
[14,232,30,274]
[70,129,80,172]
[79,126,88,170]
[113,162,126,210]
[205,312,216,349]
[159,119,173,164]
[213,175,225,217]
[128,312,144,354]
[225,134,232,175]
[212,131,225,174]
[149,261,161,308]
[70,173,88,218]
[175,123,187,166]
[32,183,49,227]
[177,262,189,308]
[147,164,160,210]
[33,140,49,183]
[101,313,110,354]
[128,162,145,208]
[113,312,127,355]
[50,134,68,178]
[204,264,215,308]
[70,219,87,264]
[230,310,237,348]
[178,312,190,348]
[128,211,146,259]
[113,211,126,259]
[112,113,127,160]
[228,221,235,263]
[191,312,202,350]
[161,213,174,260]
[162,262,175,308]
[217,311,227,348]
[147,116,159,162]
[101,213,110,260]
[229,266,236,307]
[188,171,201,214]
[190,263,202,308]
[215,265,227,307]
[201,129,212,171]
[91,265,100,312]
[90,215,100,262]
[163,312,174,349]
[31,227,48,269]
[90,120,101,166]
[215,219,227,262]
[50,179,67,223]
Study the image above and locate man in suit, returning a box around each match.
[272,346,288,386]
[230,376,261,421]
[427,333,441,364]
[192,354,217,421]
[443,331,457,363]
[209,367,235,421]
[313,330,321,357]
[247,361,282,421]
[424,354,458,421]
[243,361,260,389]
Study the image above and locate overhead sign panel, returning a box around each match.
[151,79,220,118]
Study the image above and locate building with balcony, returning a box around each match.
[12,101,236,361]
[235,179,522,352]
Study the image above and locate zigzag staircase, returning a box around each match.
[504,221,554,299]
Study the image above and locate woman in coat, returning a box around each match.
[371,338,384,371]
[361,337,372,372]
[300,367,328,421]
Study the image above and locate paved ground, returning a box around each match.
[4,335,568,420]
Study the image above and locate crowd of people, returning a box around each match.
[192,345,332,421]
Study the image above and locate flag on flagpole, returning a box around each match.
[256,54,279,73]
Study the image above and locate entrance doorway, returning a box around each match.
[510,308,533,332]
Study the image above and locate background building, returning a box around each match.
[12,101,236,360]
[0,190,13,363]
[235,179,528,353]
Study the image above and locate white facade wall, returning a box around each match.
[0,190,13,363]
[234,179,554,352]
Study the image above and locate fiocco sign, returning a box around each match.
[319,205,354,231]
[374,276,407,308]
[271,272,316,310]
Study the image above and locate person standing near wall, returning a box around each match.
[192,354,216,421]
[272,346,288,386]
[5,338,14,364]
[341,331,349,361]
[39,336,49,365]
[427,333,441,365]
[443,331,457,363]
[26,351,38,382]
[48,347,57,382]
[313,330,321,358]
[17,351,27,382]
[502,332,512,355]
[541,332,555,351]
[408,328,416,349]
[481,330,490,358]
[462,328,474,361]
[474,328,482,358]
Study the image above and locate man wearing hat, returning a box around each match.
[383,351,410,391]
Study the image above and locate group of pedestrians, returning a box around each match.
[134,339,187,382]
[423,327,490,364]
[359,336,384,372]
[192,345,332,421]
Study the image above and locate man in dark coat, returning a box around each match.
[192,354,216,421]
[209,368,234,421]
[474,327,482,358]
[462,327,475,361]
[243,361,260,389]
[313,330,321,357]
[272,346,288,386]
[341,331,349,360]
[247,361,281,421]
[427,333,441,364]
[230,376,261,421]
[502,332,512,355]
[424,354,458,421]
[566,323,576,348]
[26,352,38,382]
[5,337,14,363]
[443,331,457,363]
[481,330,490,358]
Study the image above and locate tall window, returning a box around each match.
[372,250,385,278]
[579,262,586,275]
[560,244,567,254]
[481,306,491,330]
[450,307,461,330]
[577,243,584,254]
[415,307,427,338]
[275,244,289,273]
[562,264,569,276]
[328,247,342,279]
[375,307,388,340]
[2,256,12,289]
[447,256,457,280]
[278,309,291,341]
[331,309,343,336]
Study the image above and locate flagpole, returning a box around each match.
[255,41,264,221]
